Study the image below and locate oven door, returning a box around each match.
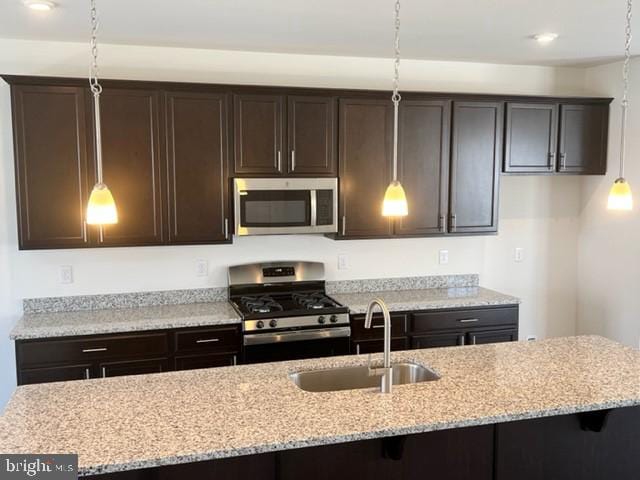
[234,178,337,235]
[242,327,351,364]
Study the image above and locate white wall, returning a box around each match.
[0,39,589,408]
[577,59,640,348]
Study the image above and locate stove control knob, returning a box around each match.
[256,320,265,329]
[318,315,326,324]
[269,319,278,328]
[330,315,339,323]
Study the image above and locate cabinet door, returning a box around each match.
[12,85,92,249]
[558,104,608,174]
[233,94,284,175]
[395,100,450,236]
[412,332,466,349]
[94,88,165,245]
[338,98,393,237]
[352,338,409,355]
[449,101,503,233]
[175,353,237,371]
[165,91,230,244]
[504,103,558,173]
[18,364,92,385]
[98,357,169,378]
[468,328,518,345]
[287,95,337,176]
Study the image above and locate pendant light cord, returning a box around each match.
[620,0,633,180]
[391,0,401,182]
[89,0,104,185]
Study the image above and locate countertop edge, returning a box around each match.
[78,397,640,476]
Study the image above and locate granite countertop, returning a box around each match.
[332,286,520,314]
[10,302,241,340]
[1,335,638,476]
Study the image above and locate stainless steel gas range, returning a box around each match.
[228,261,350,363]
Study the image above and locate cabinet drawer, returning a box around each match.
[18,363,92,385]
[174,326,240,353]
[175,353,238,371]
[352,337,409,355]
[17,332,169,368]
[350,313,409,340]
[411,307,518,333]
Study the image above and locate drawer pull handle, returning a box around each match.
[82,347,108,353]
[196,338,220,344]
[372,324,385,329]
[458,318,479,323]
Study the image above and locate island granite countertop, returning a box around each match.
[0,335,638,476]
[332,286,520,314]
[10,301,241,340]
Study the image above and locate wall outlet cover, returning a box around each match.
[526,335,537,341]
[59,265,73,285]
[514,247,525,263]
[195,259,209,277]
[337,254,349,270]
[439,250,449,265]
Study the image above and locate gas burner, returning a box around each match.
[240,295,284,314]
[292,292,338,310]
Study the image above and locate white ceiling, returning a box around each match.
[0,0,636,67]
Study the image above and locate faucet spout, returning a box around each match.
[364,298,393,393]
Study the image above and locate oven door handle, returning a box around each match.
[243,327,351,346]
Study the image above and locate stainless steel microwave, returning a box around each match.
[233,178,338,236]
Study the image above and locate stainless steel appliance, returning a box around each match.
[228,261,350,363]
[233,178,338,236]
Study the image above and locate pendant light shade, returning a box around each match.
[608,0,634,212]
[382,180,408,216]
[608,178,633,210]
[87,183,118,224]
[86,0,118,226]
[382,0,408,218]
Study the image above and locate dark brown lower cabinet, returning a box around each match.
[84,407,640,480]
[352,337,410,355]
[18,363,92,385]
[174,353,237,371]
[98,358,169,378]
[412,331,465,349]
[469,328,518,345]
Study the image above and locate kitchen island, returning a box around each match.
[1,336,639,479]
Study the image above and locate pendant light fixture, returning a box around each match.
[382,0,409,217]
[86,0,118,225]
[608,0,634,211]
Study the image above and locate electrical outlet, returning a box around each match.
[59,265,74,284]
[337,254,349,270]
[195,259,209,277]
[526,335,537,342]
[439,250,449,265]
[514,247,525,263]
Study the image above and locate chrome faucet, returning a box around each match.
[364,298,393,393]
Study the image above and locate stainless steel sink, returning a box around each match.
[290,362,440,392]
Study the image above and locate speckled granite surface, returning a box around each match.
[326,274,479,294]
[23,287,228,314]
[332,286,519,314]
[11,302,241,340]
[1,336,638,476]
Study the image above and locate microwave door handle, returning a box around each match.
[310,190,317,226]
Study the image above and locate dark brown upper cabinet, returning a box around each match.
[233,93,284,175]
[287,95,337,176]
[504,103,558,173]
[233,93,336,177]
[11,85,92,249]
[503,101,609,175]
[449,101,503,234]
[165,91,231,244]
[93,87,165,246]
[395,100,450,236]
[338,98,393,238]
[558,104,608,174]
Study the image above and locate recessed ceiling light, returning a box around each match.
[23,0,56,11]
[533,33,559,45]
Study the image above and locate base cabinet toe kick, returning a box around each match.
[14,305,518,386]
[85,406,640,480]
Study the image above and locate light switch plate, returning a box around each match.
[59,265,73,284]
[439,250,449,265]
[514,247,525,263]
[337,254,349,270]
[195,259,209,277]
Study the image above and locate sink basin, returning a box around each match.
[290,362,440,392]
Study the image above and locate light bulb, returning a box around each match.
[382,180,408,217]
[607,178,633,211]
[87,183,118,225]
[24,1,56,11]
